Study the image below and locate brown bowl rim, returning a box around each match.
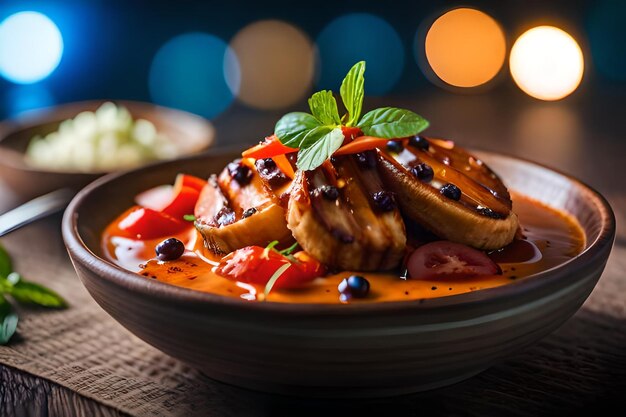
[0,99,215,175]
[62,147,616,315]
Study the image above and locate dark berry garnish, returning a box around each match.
[408,135,429,150]
[440,183,461,201]
[386,140,403,153]
[215,207,235,226]
[255,158,288,185]
[338,275,370,301]
[477,207,505,219]
[243,207,257,218]
[227,160,252,185]
[155,238,185,261]
[313,185,339,201]
[372,190,396,211]
[410,163,434,182]
[354,151,377,169]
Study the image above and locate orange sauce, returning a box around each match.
[102,192,585,304]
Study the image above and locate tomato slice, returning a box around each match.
[215,246,324,289]
[334,136,396,156]
[407,241,501,280]
[117,206,188,240]
[161,185,200,221]
[242,135,298,159]
[174,174,207,193]
[135,185,174,211]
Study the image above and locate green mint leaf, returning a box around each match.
[308,90,341,125]
[340,61,366,127]
[296,127,344,171]
[7,274,68,308]
[0,295,18,345]
[358,107,429,139]
[274,112,322,148]
[183,214,196,222]
[0,244,12,278]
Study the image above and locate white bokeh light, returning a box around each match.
[0,11,64,84]
[510,26,584,101]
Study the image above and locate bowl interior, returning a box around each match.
[68,148,615,309]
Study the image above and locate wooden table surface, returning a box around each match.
[0,90,625,417]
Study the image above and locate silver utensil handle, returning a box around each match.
[0,188,75,237]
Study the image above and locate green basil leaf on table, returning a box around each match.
[6,273,68,308]
[0,244,13,278]
[0,294,18,344]
[358,107,430,139]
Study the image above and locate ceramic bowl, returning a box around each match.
[0,100,214,201]
[62,149,615,398]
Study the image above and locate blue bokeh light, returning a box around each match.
[3,84,54,117]
[588,0,626,82]
[0,11,64,84]
[316,13,405,95]
[149,32,240,119]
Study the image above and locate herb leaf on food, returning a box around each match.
[358,107,430,139]
[272,60,429,171]
[340,61,366,127]
[308,90,341,125]
[295,127,344,171]
[274,113,322,148]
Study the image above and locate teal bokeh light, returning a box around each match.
[588,0,626,82]
[0,11,64,84]
[149,32,240,119]
[316,13,405,95]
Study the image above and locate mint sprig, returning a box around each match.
[274,61,429,171]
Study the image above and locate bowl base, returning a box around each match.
[199,368,487,398]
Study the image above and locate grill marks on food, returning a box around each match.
[286,154,406,271]
[194,158,294,254]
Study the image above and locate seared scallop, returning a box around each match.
[376,136,519,250]
[195,158,293,254]
[287,153,406,271]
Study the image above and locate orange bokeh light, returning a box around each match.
[230,20,315,110]
[425,8,506,88]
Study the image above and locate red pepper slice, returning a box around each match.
[334,136,394,156]
[242,135,298,159]
[117,206,188,240]
[174,174,207,193]
[161,186,201,221]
